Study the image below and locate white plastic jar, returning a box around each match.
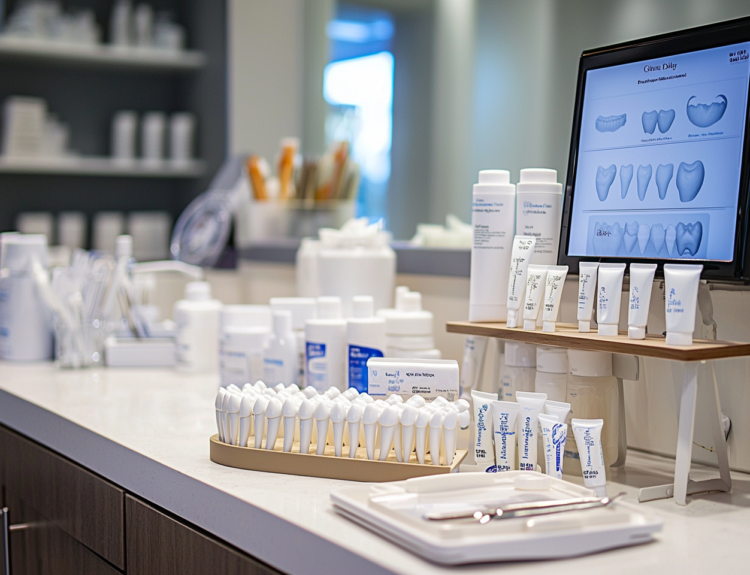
[565,349,620,475]
[378,291,441,359]
[174,282,222,372]
[534,346,568,402]
[218,305,272,387]
[500,341,536,401]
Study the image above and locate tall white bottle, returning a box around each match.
[174,281,222,372]
[346,296,386,393]
[263,310,299,386]
[469,170,516,322]
[305,297,346,392]
[515,168,563,265]
[270,297,316,386]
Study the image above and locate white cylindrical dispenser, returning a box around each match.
[565,349,620,475]
[0,233,53,361]
[263,311,299,386]
[469,170,516,321]
[218,305,272,387]
[346,295,386,393]
[515,169,563,265]
[174,281,222,372]
[534,346,568,402]
[379,291,440,359]
[270,297,316,386]
[500,341,536,401]
[305,296,347,392]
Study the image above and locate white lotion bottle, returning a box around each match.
[346,296,386,393]
[174,281,222,372]
[305,296,347,392]
[262,311,299,386]
[469,170,516,321]
[515,168,563,265]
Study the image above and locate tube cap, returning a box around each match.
[519,168,557,183]
[578,320,591,332]
[523,319,537,331]
[352,295,374,318]
[628,325,646,340]
[543,321,556,333]
[592,486,607,498]
[273,310,293,335]
[536,347,568,374]
[597,323,619,336]
[666,331,693,346]
[568,349,612,377]
[506,309,518,328]
[504,341,536,367]
[185,281,211,301]
[478,170,510,184]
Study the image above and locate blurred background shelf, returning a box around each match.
[0,36,206,71]
[0,156,206,177]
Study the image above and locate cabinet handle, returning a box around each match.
[1,508,31,575]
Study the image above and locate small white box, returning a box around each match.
[105,337,175,367]
[366,358,459,401]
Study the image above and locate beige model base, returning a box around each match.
[210,435,467,482]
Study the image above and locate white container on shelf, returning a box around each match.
[305,296,346,392]
[0,233,53,361]
[263,310,299,386]
[58,212,87,250]
[218,305,272,388]
[169,113,195,164]
[515,168,563,265]
[93,211,125,254]
[378,291,440,359]
[534,346,568,402]
[346,295,386,393]
[112,111,137,162]
[128,211,172,261]
[173,281,221,372]
[270,297,316,386]
[141,112,166,163]
[500,341,536,401]
[15,212,53,244]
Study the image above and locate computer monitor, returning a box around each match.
[559,17,750,280]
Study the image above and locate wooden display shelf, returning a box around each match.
[210,435,467,482]
[446,321,750,362]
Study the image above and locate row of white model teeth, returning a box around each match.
[215,382,470,466]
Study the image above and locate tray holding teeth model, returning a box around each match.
[210,435,467,481]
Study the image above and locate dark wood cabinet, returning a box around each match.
[126,496,281,575]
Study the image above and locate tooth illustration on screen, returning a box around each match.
[620,164,633,199]
[665,224,676,256]
[686,95,727,128]
[676,160,705,202]
[624,221,638,253]
[596,114,627,132]
[642,110,658,134]
[593,222,624,256]
[637,165,652,200]
[657,109,676,133]
[637,224,650,254]
[596,165,617,201]
[656,163,674,200]
[675,222,703,256]
[650,223,666,254]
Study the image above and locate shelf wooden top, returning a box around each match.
[446,321,750,362]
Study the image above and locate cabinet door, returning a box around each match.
[126,496,282,575]
[1,426,125,570]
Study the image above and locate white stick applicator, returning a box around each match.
[429,411,444,465]
[298,398,315,453]
[215,388,227,442]
[238,393,256,447]
[346,403,365,458]
[314,400,331,455]
[227,393,242,446]
[442,410,458,466]
[399,404,418,463]
[362,403,380,460]
[221,391,234,444]
[252,395,270,449]
[393,404,405,462]
[264,397,283,450]
[330,401,349,457]
[378,405,400,461]
[415,408,431,464]
[282,396,301,452]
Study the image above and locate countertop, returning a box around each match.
[1,363,749,574]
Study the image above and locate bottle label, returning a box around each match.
[348,344,384,393]
[306,342,328,391]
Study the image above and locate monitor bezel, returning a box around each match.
[558,16,750,281]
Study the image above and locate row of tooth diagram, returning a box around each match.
[593,221,703,257]
[595,95,727,134]
[596,161,704,202]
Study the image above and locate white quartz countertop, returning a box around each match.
[1,363,748,574]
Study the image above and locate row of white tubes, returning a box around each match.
[215,381,471,466]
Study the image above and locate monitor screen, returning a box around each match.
[567,41,750,262]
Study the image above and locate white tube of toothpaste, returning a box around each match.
[541,266,568,333]
[516,391,547,471]
[572,418,607,496]
[539,413,566,478]
[460,335,488,397]
[522,265,548,331]
[577,262,599,332]
[597,263,626,336]
[628,263,657,339]
[471,390,497,471]
[506,236,536,328]
[490,401,519,471]
[664,264,703,346]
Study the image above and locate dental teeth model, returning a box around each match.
[595,164,616,201]
[595,159,704,202]
[619,164,633,198]
[595,113,626,133]
[686,95,727,128]
[637,164,652,200]
[676,160,704,202]
[215,383,470,467]
[593,220,703,257]
[655,163,674,199]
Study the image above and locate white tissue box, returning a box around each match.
[367,358,459,401]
